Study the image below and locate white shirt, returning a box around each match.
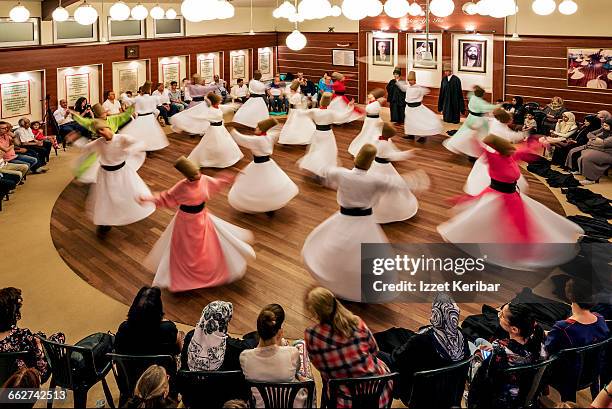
[53,107,74,125]
[375,139,413,161]
[14,127,35,143]
[199,106,224,123]
[121,93,136,107]
[103,99,122,115]
[134,94,159,115]
[324,167,403,209]
[489,118,525,143]
[288,92,303,106]
[83,134,144,166]
[365,101,382,115]
[230,129,279,156]
[402,84,429,103]
[268,86,282,97]
[230,84,249,99]
[152,89,171,105]
[302,107,351,125]
[249,79,267,95]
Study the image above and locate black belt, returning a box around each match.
[469,110,484,117]
[179,202,206,213]
[335,91,345,96]
[253,155,270,163]
[117,118,133,131]
[340,207,372,216]
[367,114,380,118]
[290,104,298,109]
[139,112,153,116]
[407,102,422,108]
[210,121,222,127]
[251,94,265,98]
[375,157,389,164]
[101,161,125,171]
[192,96,205,102]
[316,124,332,131]
[490,178,517,194]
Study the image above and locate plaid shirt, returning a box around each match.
[305,319,392,408]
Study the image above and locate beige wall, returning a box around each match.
[275,15,359,33]
[507,0,611,37]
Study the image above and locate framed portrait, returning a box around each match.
[412,38,438,70]
[458,40,487,73]
[372,37,394,66]
[332,49,355,67]
[567,48,612,90]
[231,54,246,79]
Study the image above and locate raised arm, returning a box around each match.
[229,128,259,150]
[396,80,409,92]
[72,113,95,133]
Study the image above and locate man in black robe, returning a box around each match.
[438,63,465,124]
[386,68,406,124]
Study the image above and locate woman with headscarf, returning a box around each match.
[552,114,601,167]
[564,115,608,172]
[181,301,256,372]
[539,111,577,158]
[508,96,526,129]
[577,117,612,185]
[542,97,568,134]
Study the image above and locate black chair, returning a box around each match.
[405,356,474,409]
[524,102,540,114]
[107,353,175,408]
[468,357,556,409]
[248,379,315,408]
[38,337,114,408]
[552,337,611,402]
[0,351,29,386]
[323,372,398,409]
[532,109,548,134]
[176,369,249,408]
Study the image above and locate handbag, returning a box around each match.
[71,332,114,376]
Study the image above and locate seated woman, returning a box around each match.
[0,367,41,409]
[468,302,545,409]
[539,112,577,158]
[181,301,256,372]
[552,114,600,168]
[542,97,568,134]
[240,305,311,408]
[304,287,392,408]
[376,293,469,406]
[14,118,51,164]
[74,97,94,118]
[126,365,178,408]
[115,286,184,357]
[0,287,65,383]
[577,118,612,185]
[508,96,527,130]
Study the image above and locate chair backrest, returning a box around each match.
[248,379,315,409]
[326,372,398,409]
[0,351,29,386]
[38,337,96,389]
[555,337,611,398]
[408,356,473,409]
[176,369,248,409]
[524,102,540,113]
[107,353,175,402]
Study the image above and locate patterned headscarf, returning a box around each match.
[187,301,233,371]
[548,97,564,111]
[429,293,465,361]
[558,111,577,134]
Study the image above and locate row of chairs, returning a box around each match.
[0,335,607,408]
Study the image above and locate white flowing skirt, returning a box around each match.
[464,155,529,196]
[297,130,338,175]
[125,114,169,151]
[76,150,146,184]
[170,102,212,135]
[302,212,396,302]
[232,97,269,129]
[404,104,444,136]
[328,97,363,124]
[442,115,488,157]
[87,164,155,226]
[348,116,384,156]
[437,192,584,270]
[188,125,243,168]
[146,213,255,290]
[370,161,418,224]
[279,109,315,145]
[228,159,299,213]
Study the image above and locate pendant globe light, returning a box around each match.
[131,3,149,20]
[488,0,517,18]
[9,3,30,22]
[182,0,204,22]
[109,1,131,21]
[419,0,436,68]
[408,1,424,16]
[342,0,368,20]
[52,1,69,22]
[218,1,235,19]
[532,0,556,15]
[558,0,578,15]
[274,0,297,19]
[165,8,177,19]
[330,5,342,16]
[384,0,409,18]
[366,0,384,17]
[298,0,333,20]
[429,0,455,17]
[286,0,306,50]
[462,1,478,15]
[74,1,98,25]
[150,5,165,20]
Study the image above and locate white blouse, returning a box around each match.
[365,101,382,115]
[324,167,404,209]
[230,129,279,156]
[375,139,413,161]
[489,118,526,143]
[83,134,144,166]
[302,108,351,126]
[134,95,159,115]
[249,79,267,95]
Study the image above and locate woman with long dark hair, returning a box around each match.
[552,114,601,167]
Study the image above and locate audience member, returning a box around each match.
[168,81,188,112]
[0,122,41,173]
[240,305,310,408]
[114,286,184,357]
[522,112,538,135]
[542,97,568,134]
[53,99,89,143]
[468,302,545,408]
[540,112,577,158]
[103,91,123,115]
[590,380,612,409]
[222,399,248,408]
[181,301,256,372]
[304,287,392,408]
[299,74,317,100]
[597,110,612,122]
[74,97,94,118]
[181,78,192,105]
[0,157,28,182]
[552,114,600,167]
[230,79,250,103]
[0,367,41,409]
[152,83,176,126]
[212,75,229,103]
[125,365,177,408]
[508,96,527,129]
[267,75,287,113]
[318,72,333,96]
[0,287,65,383]
[14,118,51,164]
[577,117,612,185]
[121,91,136,109]
[30,121,59,151]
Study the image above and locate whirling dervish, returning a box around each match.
[132,81,169,151]
[348,88,386,157]
[279,80,315,145]
[328,72,364,124]
[396,71,443,143]
[228,118,299,214]
[232,70,270,128]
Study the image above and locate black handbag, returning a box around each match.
[72,332,114,375]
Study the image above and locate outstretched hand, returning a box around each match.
[215,170,236,185]
[403,169,431,192]
[137,194,154,205]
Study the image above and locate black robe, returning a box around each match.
[438,75,465,124]
[386,79,406,124]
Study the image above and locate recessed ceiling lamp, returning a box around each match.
[74,1,98,25]
[384,0,409,18]
[532,0,556,15]
[109,1,130,20]
[429,0,455,18]
[558,0,578,15]
[9,2,30,23]
[131,3,149,20]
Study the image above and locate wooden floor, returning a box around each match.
[50,120,565,339]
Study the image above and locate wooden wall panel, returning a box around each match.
[505,35,612,119]
[0,33,277,109]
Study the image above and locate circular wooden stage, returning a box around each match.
[50,121,564,338]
